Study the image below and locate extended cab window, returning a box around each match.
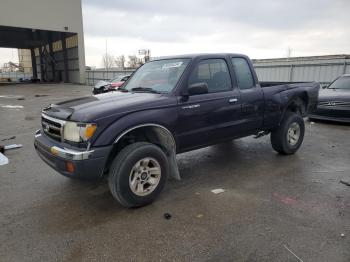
[231,58,255,90]
[189,59,232,93]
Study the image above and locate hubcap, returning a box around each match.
[287,122,300,146]
[129,157,161,196]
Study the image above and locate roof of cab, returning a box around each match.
[151,53,249,61]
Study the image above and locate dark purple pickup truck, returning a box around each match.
[34,53,319,207]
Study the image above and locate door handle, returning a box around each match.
[229,98,238,103]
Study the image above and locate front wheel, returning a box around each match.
[108,142,169,208]
[270,112,305,155]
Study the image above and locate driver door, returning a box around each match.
[176,58,242,151]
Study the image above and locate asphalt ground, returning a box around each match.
[0,83,349,261]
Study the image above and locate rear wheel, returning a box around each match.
[108,142,169,207]
[271,112,305,155]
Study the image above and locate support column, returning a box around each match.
[61,33,69,82]
[30,48,38,79]
[48,33,55,81]
[39,47,46,82]
[289,64,294,82]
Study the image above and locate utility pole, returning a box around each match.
[105,39,108,73]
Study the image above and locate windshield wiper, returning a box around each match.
[131,87,161,94]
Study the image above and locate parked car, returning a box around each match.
[34,53,319,207]
[18,76,40,83]
[110,75,130,88]
[18,76,32,82]
[309,74,350,123]
[92,75,130,94]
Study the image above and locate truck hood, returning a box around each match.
[43,91,172,122]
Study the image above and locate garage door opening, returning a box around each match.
[0,26,83,83]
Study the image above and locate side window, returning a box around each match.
[188,59,232,93]
[231,58,255,90]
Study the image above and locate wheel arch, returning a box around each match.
[279,92,309,125]
[104,123,180,180]
[114,123,176,150]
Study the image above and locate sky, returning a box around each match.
[1,0,349,67]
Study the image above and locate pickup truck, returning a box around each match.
[34,53,319,207]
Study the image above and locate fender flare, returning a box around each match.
[111,123,181,180]
[114,123,176,150]
[279,93,308,125]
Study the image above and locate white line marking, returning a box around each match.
[0,95,24,99]
[283,244,304,262]
[1,105,24,109]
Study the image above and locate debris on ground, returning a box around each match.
[34,94,48,97]
[211,188,225,194]
[310,122,315,125]
[17,97,25,100]
[340,179,350,187]
[164,213,172,220]
[341,233,346,238]
[0,144,23,153]
[283,244,304,262]
[25,116,35,121]
[4,144,22,150]
[0,152,9,165]
[1,136,16,141]
[196,214,203,218]
[0,144,22,165]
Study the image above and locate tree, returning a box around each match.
[114,55,125,69]
[127,55,139,68]
[102,53,114,69]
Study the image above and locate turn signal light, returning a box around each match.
[66,161,74,174]
[84,124,97,140]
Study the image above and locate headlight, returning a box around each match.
[63,121,97,143]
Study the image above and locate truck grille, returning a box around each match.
[41,114,65,142]
[318,101,350,108]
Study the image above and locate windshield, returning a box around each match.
[328,76,350,89]
[122,58,191,93]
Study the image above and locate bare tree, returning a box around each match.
[286,47,293,58]
[102,53,114,69]
[127,55,139,68]
[114,55,125,69]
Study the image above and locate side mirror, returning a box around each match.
[188,82,208,96]
[322,84,328,89]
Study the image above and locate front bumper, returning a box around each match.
[34,130,113,180]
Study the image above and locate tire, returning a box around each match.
[108,142,169,208]
[270,112,305,155]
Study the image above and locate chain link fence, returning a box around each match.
[86,70,135,86]
[0,71,33,82]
